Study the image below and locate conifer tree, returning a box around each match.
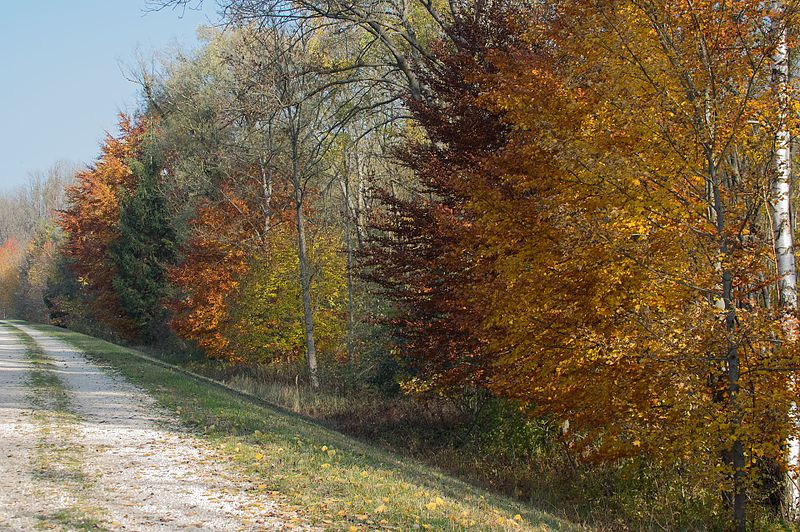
[111,151,177,342]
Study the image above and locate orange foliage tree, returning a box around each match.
[0,238,22,317]
[481,4,800,522]
[168,193,250,360]
[59,115,146,337]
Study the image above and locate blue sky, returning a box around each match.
[0,1,220,189]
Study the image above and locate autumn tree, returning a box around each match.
[59,115,146,338]
[0,238,22,318]
[226,223,347,367]
[14,224,63,322]
[169,192,250,359]
[362,0,522,394]
[366,1,800,527]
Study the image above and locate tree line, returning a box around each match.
[2,0,800,528]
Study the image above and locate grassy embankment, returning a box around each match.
[17,321,577,531]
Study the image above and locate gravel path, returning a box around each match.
[0,322,307,531]
[0,324,41,530]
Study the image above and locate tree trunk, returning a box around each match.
[345,180,356,364]
[710,153,746,530]
[725,270,746,532]
[293,159,319,389]
[771,2,799,514]
[772,8,798,313]
[259,156,273,237]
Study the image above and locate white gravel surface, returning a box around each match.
[0,322,307,531]
[0,324,42,530]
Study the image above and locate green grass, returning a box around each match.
[16,321,578,531]
[37,508,107,532]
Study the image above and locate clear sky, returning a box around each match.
[0,0,221,190]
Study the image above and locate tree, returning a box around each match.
[362,0,521,393]
[169,191,251,360]
[488,2,800,527]
[14,224,62,322]
[769,0,800,512]
[0,238,22,319]
[59,115,146,338]
[111,148,178,342]
[231,26,355,387]
[226,222,347,367]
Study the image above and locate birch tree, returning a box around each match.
[770,0,800,514]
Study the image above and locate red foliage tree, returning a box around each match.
[362,4,524,392]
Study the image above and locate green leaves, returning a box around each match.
[110,149,177,343]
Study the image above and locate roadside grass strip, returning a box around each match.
[18,321,579,531]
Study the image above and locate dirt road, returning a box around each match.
[0,321,305,531]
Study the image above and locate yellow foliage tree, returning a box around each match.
[0,238,22,318]
[379,1,800,526]
[470,1,800,525]
[227,223,347,367]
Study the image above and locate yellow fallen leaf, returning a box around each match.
[255,453,264,460]
[375,504,388,514]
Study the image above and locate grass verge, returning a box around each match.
[14,321,578,531]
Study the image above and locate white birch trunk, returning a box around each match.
[771,2,800,514]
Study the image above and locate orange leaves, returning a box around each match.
[169,196,250,360]
[58,114,147,337]
[370,4,800,509]
[471,1,800,493]
[0,237,23,315]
